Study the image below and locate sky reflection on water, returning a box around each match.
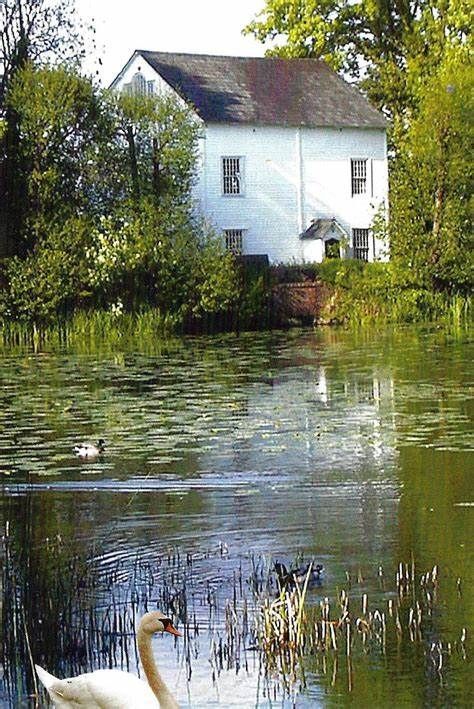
[1,325,472,707]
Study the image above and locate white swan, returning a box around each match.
[35,610,181,708]
[73,439,106,458]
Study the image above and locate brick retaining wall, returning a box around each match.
[272,281,332,325]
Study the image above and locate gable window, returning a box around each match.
[123,72,156,96]
[224,229,244,254]
[351,159,367,196]
[353,228,369,261]
[222,157,243,195]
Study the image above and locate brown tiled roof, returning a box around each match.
[138,51,387,129]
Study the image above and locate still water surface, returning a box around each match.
[1,325,472,707]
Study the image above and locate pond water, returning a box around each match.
[0,325,472,707]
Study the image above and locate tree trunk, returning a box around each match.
[152,137,160,199]
[126,125,140,202]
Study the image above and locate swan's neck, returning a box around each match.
[137,629,178,709]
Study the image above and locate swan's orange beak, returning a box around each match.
[165,621,182,637]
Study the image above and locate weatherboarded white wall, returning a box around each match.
[196,124,302,262]
[113,56,389,263]
[111,52,177,98]
[196,123,388,262]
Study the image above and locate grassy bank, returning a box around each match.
[0,292,270,351]
[0,309,183,352]
[0,261,471,346]
[274,260,472,328]
[316,262,472,327]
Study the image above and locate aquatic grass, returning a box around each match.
[1,534,470,707]
[1,528,242,706]
[254,564,313,690]
[316,260,473,328]
[0,308,183,353]
[252,558,470,696]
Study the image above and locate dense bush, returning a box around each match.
[0,216,94,322]
[0,64,241,328]
[0,199,240,325]
[316,260,471,325]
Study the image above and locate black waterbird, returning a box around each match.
[274,560,324,589]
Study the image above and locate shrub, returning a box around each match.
[0,216,94,322]
[0,198,241,326]
[316,260,471,325]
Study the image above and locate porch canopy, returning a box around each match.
[300,218,348,242]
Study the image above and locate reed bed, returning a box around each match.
[1,527,247,705]
[1,531,469,707]
[252,558,469,695]
[0,309,181,354]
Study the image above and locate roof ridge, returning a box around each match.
[139,49,326,64]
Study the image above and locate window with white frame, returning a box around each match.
[222,157,243,195]
[224,229,244,254]
[351,158,367,196]
[353,228,369,261]
[123,72,155,96]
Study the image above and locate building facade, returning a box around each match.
[111,51,388,263]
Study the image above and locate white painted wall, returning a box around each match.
[113,55,389,263]
[197,123,388,262]
[111,52,178,98]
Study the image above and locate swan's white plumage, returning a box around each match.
[35,666,159,708]
[35,610,180,708]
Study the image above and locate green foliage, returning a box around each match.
[389,53,474,294]
[3,63,202,251]
[316,261,471,325]
[0,62,241,327]
[114,91,201,204]
[0,1,91,254]
[0,196,240,325]
[6,64,114,247]
[236,273,271,329]
[84,197,239,316]
[0,216,94,322]
[62,308,182,343]
[245,0,473,120]
[315,259,365,286]
[190,235,240,315]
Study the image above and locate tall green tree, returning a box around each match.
[115,92,201,206]
[6,64,114,244]
[389,51,473,293]
[0,0,88,256]
[0,64,239,322]
[244,0,472,120]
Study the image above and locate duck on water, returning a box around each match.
[73,439,106,458]
[274,560,324,589]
